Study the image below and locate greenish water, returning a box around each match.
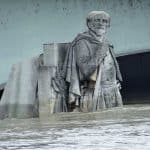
[0,105,150,150]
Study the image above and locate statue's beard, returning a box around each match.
[89,25,106,37]
[93,28,106,36]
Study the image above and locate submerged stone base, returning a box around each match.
[0,104,39,119]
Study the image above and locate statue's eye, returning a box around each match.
[94,19,101,22]
[102,19,107,23]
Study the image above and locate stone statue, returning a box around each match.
[0,10,123,119]
[52,10,123,113]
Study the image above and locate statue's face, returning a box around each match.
[88,18,108,36]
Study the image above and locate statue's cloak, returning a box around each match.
[52,31,122,104]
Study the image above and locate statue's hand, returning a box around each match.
[89,69,97,81]
[117,80,122,90]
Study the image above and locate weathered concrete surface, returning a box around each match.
[0,57,39,119]
[38,65,56,117]
[43,43,69,68]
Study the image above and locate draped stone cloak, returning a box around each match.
[52,31,122,112]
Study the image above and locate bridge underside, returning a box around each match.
[0,89,4,100]
[118,51,150,104]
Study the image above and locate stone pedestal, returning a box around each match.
[38,43,69,118]
[0,57,39,119]
[38,66,56,118]
[0,43,70,119]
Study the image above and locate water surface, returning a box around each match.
[0,105,150,150]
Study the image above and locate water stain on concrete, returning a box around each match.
[32,0,40,14]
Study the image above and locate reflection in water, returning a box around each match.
[0,105,150,150]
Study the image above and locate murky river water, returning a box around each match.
[0,105,150,150]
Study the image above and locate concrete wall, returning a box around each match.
[0,0,150,83]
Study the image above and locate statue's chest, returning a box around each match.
[88,43,100,56]
[101,51,116,82]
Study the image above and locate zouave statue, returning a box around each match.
[52,11,123,112]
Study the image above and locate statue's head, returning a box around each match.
[86,11,110,36]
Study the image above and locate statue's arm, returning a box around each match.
[109,45,123,82]
[75,40,99,79]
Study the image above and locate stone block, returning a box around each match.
[38,66,57,117]
[0,57,39,119]
[43,43,70,68]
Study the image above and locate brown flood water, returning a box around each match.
[0,104,150,150]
